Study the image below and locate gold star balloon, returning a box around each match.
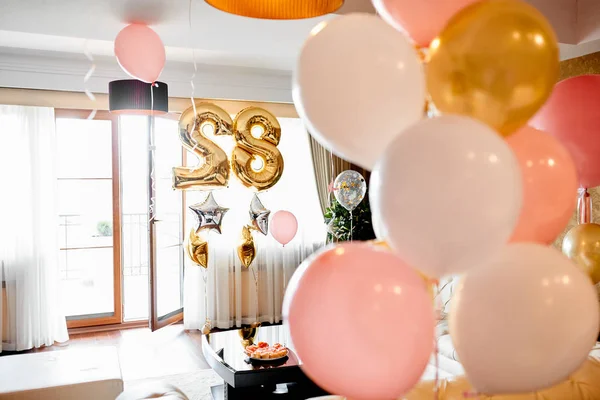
[189,192,229,234]
[238,225,257,268]
[185,229,208,268]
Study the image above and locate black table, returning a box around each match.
[201,324,328,399]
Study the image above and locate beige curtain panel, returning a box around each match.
[308,134,370,215]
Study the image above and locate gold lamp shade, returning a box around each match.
[205,0,344,19]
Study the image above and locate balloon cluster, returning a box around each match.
[175,103,298,269]
[285,1,600,399]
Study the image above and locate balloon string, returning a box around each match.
[578,187,592,224]
[329,147,335,206]
[349,210,353,241]
[83,40,97,120]
[433,279,441,400]
[188,0,198,133]
[251,265,259,323]
[202,266,211,329]
[148,82,157,223]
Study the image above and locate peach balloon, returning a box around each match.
[508,126,577,244]
[270,210,297,245]
[283,243,435,400]
[372,0,480,47]
[114,24,166,83]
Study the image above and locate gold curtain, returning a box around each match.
[308,134,370,214]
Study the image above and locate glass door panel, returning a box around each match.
[152,117,184,328]
[55,111,121,327]
[120,115,150,321]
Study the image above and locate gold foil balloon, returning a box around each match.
[238,225,257,268]
[562,223,600,284]
[231,107,284,191]
[427,0,559,136]
[173,103,232,190]
[185,229,208,268]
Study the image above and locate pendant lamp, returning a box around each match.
[205,0,344,19]
[108,79,168,115]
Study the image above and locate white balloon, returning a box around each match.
[369,115,522,278]
[293,13,425,170]
[450,243,600,394]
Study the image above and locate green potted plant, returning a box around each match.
[324,197,376,243]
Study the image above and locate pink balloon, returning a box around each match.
[530,75,600,188]
[372,0,480,47]
[270,210,298,245]
[283,243,435,399]
[114,24,166,83]
[507,126,577,244]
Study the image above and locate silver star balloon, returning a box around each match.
[189,192,229,234]
[249,194,270,236]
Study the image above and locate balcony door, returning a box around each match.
[55,110,184,330]
[55,110,122,328]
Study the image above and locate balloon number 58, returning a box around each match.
[172,104,284,192]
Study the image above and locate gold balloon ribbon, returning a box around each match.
[427,0,559,136]
[186,228,209,268]
[173,103,233,190]
[238,225,257,268]
[231,107,284,192]
[562,223,600,284]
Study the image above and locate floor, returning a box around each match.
[4,323,211,381]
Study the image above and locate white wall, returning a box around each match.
[0,47,293,103]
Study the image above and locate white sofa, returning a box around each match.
[0,346,123,400]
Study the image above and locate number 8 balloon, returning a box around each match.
[231,107,284,192]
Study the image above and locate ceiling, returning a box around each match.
[0,0,376,71]
[1,0,600,72]
[1,0,600,102]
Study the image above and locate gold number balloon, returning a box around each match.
[427,0,559,137]
[231,107,284,191]
[238,225,257,268]
[562,223,600,284]
[186,229,209,268]
[173,103,233,190]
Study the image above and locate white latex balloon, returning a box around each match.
[293,13,425,170]
[369,115,522,278]
[450,243,600,394]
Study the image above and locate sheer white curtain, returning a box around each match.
[184,118,325,329]
[0,105,68,352]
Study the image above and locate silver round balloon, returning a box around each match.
[333,170,367,211]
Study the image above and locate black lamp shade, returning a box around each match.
[109,79,168,115]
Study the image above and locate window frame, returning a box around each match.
[54,109,123,329]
